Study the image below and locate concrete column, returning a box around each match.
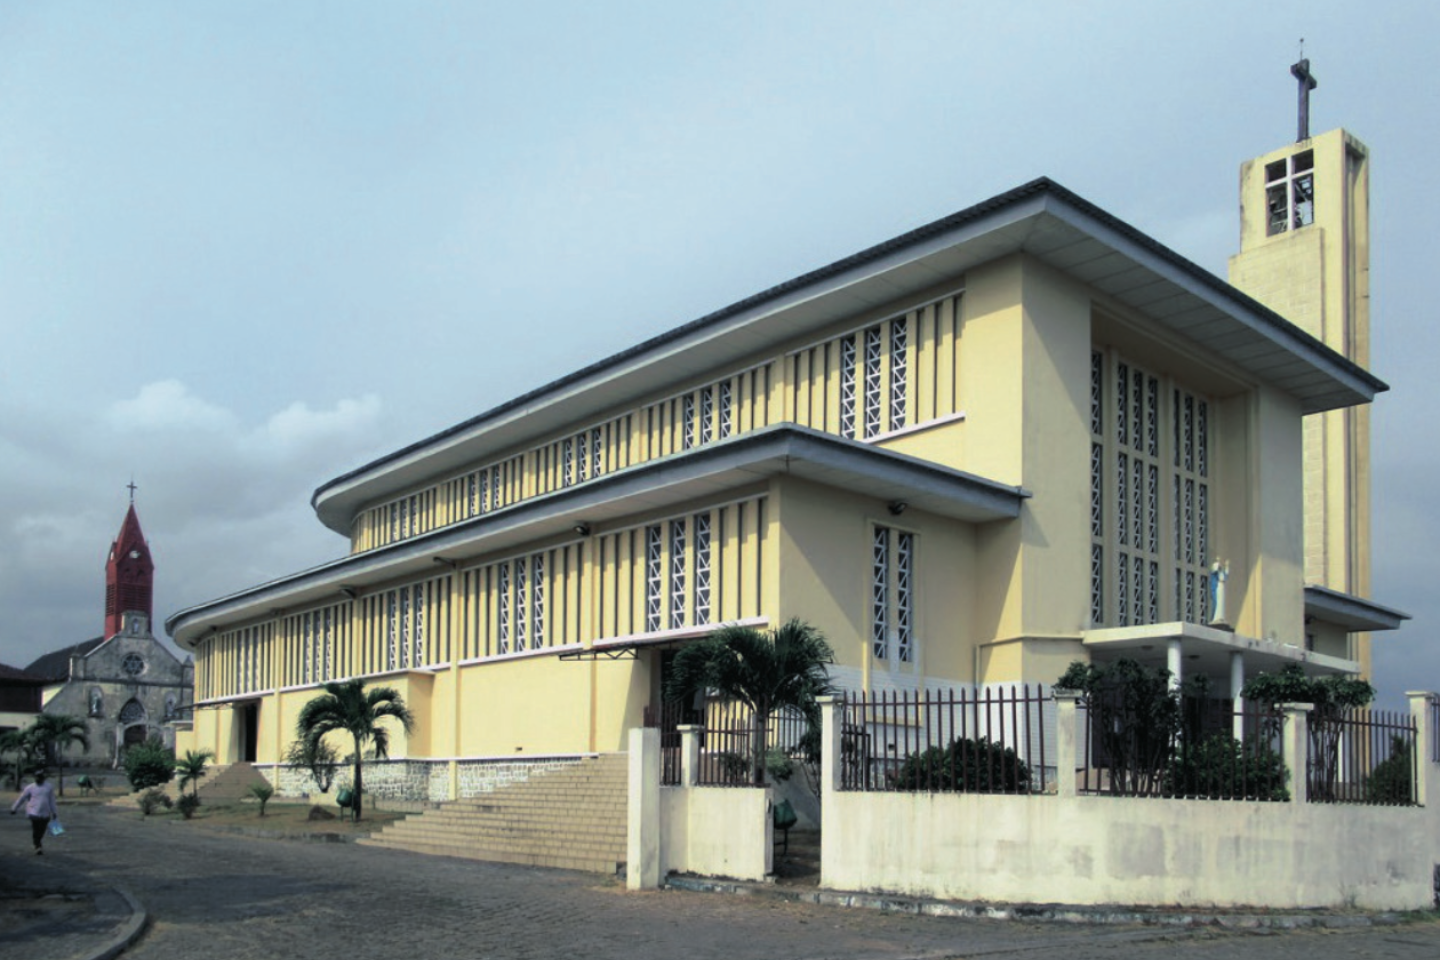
[1167,639,1183,691]
[626,726,661,889]
[678,724,701,788]
[1230,652,1246,741]
[1053,691,1080,798]
[1406,691,1433,808]
[1281,703,1313,804]
[818,696,841,797]
[817,696,840,886]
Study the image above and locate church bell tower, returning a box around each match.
[105,491,155,639]
[1227,59,1376,672]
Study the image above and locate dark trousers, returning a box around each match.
[29,815,49,849]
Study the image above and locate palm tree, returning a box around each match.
[175,749,214,799]
[663,619,835,785]
[29,714,90,797]
[295,679,414,821]
[0,729,37,790]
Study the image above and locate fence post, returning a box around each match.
[1281,703,1313,804]
[1053,690,1080,798]
[678,724,701,788]
[627,726,661,889]
[1407,691,1433,807]
[818,696,840,798]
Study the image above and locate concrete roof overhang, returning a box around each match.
[1082,622,1359,682]
[169,425,1027,650]
[1303,585,1411,633]
[310,178,1387,536]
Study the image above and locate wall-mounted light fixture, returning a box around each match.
[573,522,592,537]
[433,556,461,570]
[339,586,358,600]
[887,501,908,516]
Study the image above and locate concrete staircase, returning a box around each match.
[108,761,269,807]
[359,754,628,875]
[193,762,270,803]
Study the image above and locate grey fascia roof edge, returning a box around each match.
[1303,585,1411,632]
[310,178,1383,532]
[169,424,1027,648]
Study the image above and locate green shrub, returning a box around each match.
[138,788,173,816]
[890,737,1031,793]
[1365,736,1415,805]
[1165,733,1289,801]
[716,751,750,784]
[249,781,276,816]
[123,738,176,791]
[175,793,201,820]
[284,737,339,794]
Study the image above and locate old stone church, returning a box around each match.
[25,500,193,766]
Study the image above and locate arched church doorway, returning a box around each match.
[123,724,148,748]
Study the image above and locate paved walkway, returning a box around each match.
[6,803,1440,960]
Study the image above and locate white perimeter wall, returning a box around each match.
[823,790,1435,910]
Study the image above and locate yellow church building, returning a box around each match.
[167,124,1402,801]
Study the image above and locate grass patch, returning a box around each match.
[142,799,406,837]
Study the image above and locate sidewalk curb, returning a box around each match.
[663,875,1410,930]
[88,884,147,960]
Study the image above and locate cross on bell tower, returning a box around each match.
[1291,56,1318,142]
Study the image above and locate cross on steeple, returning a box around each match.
[1290,54,1318,142]
[126,479,138,503]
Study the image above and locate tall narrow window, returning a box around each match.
[645,525,663,632]
[513,557,528,653]
[700,386,714,445]
[895,531,914,663]
[863,326,883,438]
[871,526,889,659]
[386,593,399,670]
[682,394,697,450]
[531,553,545,649]
[889,318,908,432]
[669,519,687,629]
[693,513,712,624]
[719,380,734,439]
[840,337,857,439]
[412,584,426,666]
[497,562,511,655]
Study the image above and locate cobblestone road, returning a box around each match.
[7,804,1440,960]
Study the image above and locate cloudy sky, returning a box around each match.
[2,2,1435,707]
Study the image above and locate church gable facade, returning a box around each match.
[166,174,1387,802]
[27,503,193,765]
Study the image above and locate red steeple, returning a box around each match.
[104,501,154,638]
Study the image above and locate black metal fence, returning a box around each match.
[838,686,1050,793]
[645,698,814,787]
[1076,695,1288,801]
[1306,707,1417,806]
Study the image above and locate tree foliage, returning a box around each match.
[28,714,90,796]
[1241,664,1374,802]
[123,738,176,791]
[663,619,835,785]
[1056,658,1195,796]
[295,679,414,821]
[1364,735,1415,806]
[174,749,214,799]
[284,736,340,794]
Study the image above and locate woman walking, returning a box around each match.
[11,770,59,854]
